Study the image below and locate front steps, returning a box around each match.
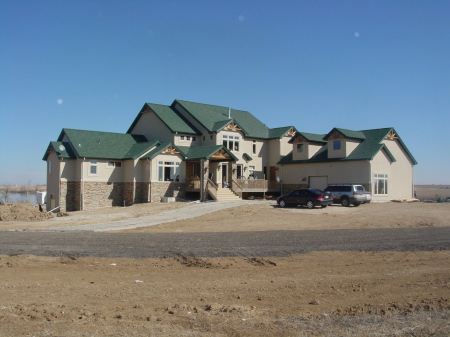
[216,187,241,201]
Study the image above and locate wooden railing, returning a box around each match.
[235,179,268,192]
[186,178,200,191]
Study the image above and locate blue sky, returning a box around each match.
[1,0,449,185]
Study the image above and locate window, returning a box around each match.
[180,136,185,141]
[210,135,213,140]
[89,161,97,175]
[47,161,51,174]
[193,136,196,141]
[333,140,341,150]
[252,141,256,155]
[203,136,205,141]
[249,166,255,178]
[107,161,122,168]
[158,161,180,181]
[296,144,303,153]
[222,135,240,152]
[186,136,191,141]
[374,174,388,195]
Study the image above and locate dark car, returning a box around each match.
[277,189,333,209]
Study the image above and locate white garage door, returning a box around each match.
[309,176,328,190]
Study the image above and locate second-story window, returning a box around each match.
[252,140,256,155]
[223,135,239,152]
[333,140,341,150]
[296,144,303,153]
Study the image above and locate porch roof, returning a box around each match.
[177,145,238,162]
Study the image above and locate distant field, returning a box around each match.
[415,185,450,201]
[0,185,46,194]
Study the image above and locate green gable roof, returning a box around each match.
[268,126,296,139]
[177,145,239,162]
[54,129,157,160]
[289,132,327,144]
[279,127,417,165]
[42,141,77,160]
[174,100,274,139]
[127,103,200,135]
[324,127,366,140]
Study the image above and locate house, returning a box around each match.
[279,127,418,201]
[43,99,417,211]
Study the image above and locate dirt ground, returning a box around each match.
[1,198,450,336]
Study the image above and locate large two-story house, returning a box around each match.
[43,99,417,211]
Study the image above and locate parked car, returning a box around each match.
[323,184,367,207]
[362,191,372,204]
[277,189,333,209]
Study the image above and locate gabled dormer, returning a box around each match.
[323,128,366,159]
[289,132,327,161]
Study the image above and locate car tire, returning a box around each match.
[306,200,315,209]
[279,199,287,208]
[353,202,361,207]
[341,197,350,207]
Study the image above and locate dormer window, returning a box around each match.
[296,144,304,153]
[333,140,341,150]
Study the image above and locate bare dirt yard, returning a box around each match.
[1,199,449,336]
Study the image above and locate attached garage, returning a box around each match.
[309,176,328,190]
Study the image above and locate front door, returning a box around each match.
[237,164,243,178]
[221,163,228,186]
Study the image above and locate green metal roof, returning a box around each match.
[279,127,417,165]
[243,153,253,161]
[50,129,158,160]
[127,103,200,135]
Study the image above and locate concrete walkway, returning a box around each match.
[39,200,271,232]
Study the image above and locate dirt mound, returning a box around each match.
[0,204,55,221]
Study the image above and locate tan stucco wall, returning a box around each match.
[292,143,322,161]
[128,112,174,143]
[371,138,414,201]
[328,139,361,159]
[46,151,61,211]
[281,161,371,186]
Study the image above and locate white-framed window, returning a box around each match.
[47,161,52,174]
[186,136,191,141]
[223,135,240,152]
[158,161,180,181]
[252,140,257,155]
[180,136,185,141]
[89,161,98,175]
[107,161,122,168]
[333,140,341,150]
[210,135,213,140]
[249,165,255,178]
[374,173,388,195]
[296,144,304,153]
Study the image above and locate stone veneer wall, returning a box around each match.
[60,181,82,212]
[83,182,124,210]
[149,181,185,202]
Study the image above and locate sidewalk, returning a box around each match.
[39,200,271,232]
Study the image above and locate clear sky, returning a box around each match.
[1,0,449,185]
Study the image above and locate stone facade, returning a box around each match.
[149,181,185,202]
[60,181,82,212]
[82,182,124,210]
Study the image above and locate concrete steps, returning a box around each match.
[216,187,241,201]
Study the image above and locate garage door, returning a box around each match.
[309,176,328,190]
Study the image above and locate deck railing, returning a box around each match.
[186,177,200,191]
[187,177,280,193]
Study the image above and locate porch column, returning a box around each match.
[200,159,210,201]
[228,161,237,186]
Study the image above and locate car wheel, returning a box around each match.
[353,202,361,207]
[306,200,314,209]
[279,199,287,208]
[341,197,350,207]
[321,204,328,208]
